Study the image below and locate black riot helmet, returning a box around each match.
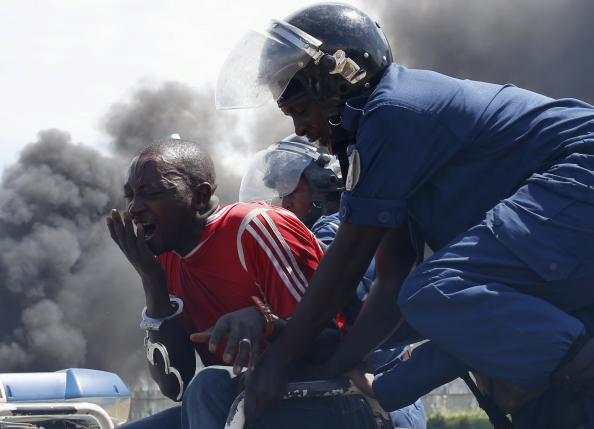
[216,3,393,115]
[278,3,393,115]
[239,134,343,227]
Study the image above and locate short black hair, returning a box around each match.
[139,138,216,190]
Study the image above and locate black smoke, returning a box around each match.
[369,0,594,103]
[103,81,246,203]
[0,80,292,385]
[0,129,142,374]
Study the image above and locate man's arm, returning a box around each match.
[244,221,386,420]
[145,317,196,401]
[107,209,195,401]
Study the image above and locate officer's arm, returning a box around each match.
[264,221,386,368]
[323,223,415,376]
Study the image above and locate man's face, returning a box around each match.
[281,177,312,221]
[124,155,200,255]
[279,95,332,149]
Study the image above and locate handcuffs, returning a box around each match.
[141,295,185,401]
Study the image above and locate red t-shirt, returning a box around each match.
[157,202,324,364]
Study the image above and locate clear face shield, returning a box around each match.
[216,20,366,110]
[239,141,322,204]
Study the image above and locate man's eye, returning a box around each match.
[124,193,133,201]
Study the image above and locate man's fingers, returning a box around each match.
[110,209,127,249]
[123,211,137,251]
[222,326,241,364]
[233,338,251,375]
[208,318,229,354]
[135,224,155,260]
[190,329,212,344]
[106,217,121,247]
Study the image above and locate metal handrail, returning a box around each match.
[0,401,114,429]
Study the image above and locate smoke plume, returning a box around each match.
[369,0,594,103]
[0,129,142,374]
[103,82,245,203]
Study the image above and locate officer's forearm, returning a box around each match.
[268,223,385,367]
[146,318,196,401]
[326,280,405,375]
[325,227,415,374]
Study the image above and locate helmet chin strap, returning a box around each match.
[328,118,353,180]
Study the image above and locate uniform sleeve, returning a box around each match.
[340,105,464,228]
[310,216,340,247]
[239,209,322,319]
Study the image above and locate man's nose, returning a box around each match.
[129,197,147,216]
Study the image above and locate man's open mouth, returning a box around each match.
[137,223,157,240]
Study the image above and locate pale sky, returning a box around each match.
[0,0,364,172]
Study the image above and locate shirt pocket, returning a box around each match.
[485,186,578,282]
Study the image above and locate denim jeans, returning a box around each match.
[120,367,426,429]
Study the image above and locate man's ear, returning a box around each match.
[192,182,215,212]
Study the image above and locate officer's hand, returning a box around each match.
[347,368,375,398]
[244,349,289,423]
[190,307,266,375]
[106,209,162,279]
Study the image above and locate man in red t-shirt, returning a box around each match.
[107,137,324,427]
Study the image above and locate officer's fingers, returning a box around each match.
[243,380,259,422]
[190,328,212,344]
[233,338,251,375]
[208,318,230,354]
[248,333,262,371]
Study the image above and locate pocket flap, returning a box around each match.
[486,202,578,282]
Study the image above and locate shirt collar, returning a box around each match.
[341,64,398,133]
[341,95,369,132]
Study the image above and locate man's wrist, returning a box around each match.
[250,296,279,338]
[145,293,176,318]
[141,296,184,330]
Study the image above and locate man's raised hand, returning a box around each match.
[106,209,160,278]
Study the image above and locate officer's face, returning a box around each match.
[280,96,332,149]
[281,177,312,221]
[124,155,202,255]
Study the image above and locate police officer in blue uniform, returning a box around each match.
[217,3,594,427]
[240,134,427,428]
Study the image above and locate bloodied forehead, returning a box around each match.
[125,153,184,192]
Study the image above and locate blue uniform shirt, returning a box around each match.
[340,64,594,253]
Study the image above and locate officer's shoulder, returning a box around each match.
[364,65,464,115]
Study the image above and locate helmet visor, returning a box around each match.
[239,144,312,203]
[216,21,321,110]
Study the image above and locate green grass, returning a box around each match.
[427,411,492,429]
